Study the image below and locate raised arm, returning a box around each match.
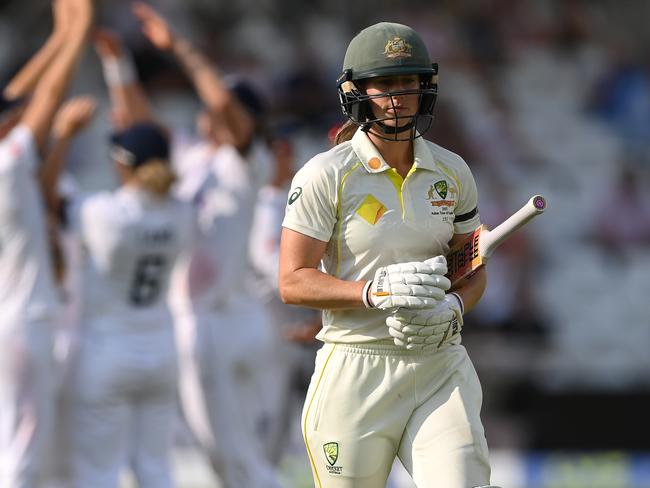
[132,1,255,150]
[3,0,69,99]
[41,96,97,213]
[94,28,153,128]
[19,0,94,153]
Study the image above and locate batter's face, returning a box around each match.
[362,75,420,129]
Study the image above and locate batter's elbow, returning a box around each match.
[278,274,294,305]
[278,283,297,305]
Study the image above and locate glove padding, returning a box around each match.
[368,256,451,310]
[386,294,463,351]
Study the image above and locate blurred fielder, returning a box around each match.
[0,0,92,486]
[133,4,280,487]
[54,123,196,488]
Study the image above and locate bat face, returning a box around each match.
[445,224,485,290]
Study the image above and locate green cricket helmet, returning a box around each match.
[337,22,438,140]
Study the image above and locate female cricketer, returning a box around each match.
[67,123,195,488]
[279,22,501,488]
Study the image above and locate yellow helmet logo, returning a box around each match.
[383,37,412,59]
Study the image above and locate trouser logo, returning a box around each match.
[324,442,338,465]
[323,442,343,474]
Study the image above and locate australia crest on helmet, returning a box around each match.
[383,37,412,59]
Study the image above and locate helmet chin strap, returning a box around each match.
[362,118,416,141]
[375,120,414,134]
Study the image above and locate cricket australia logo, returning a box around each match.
[323,442,343,474]
[433,180,448,199]
[427,180,456,221]
[324,442,338,465]
[383,37,412,59]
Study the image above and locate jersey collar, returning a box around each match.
[351,129,437,174]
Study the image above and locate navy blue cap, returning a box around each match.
[225,77,266,120]
[109,122,169,167]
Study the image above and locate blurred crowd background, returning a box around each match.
[2,0,650,487]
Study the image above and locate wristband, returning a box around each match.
[449,292,465,315]
[362,280,374,308]
[101,56,137,87]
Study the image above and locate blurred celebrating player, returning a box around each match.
[49,122,195,488]
[132,5,280,486]
[0,0,93,486]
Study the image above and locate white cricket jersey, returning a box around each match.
[0,125,58,326]
[72,186,195,330]
[171,139,273,311]
[282,129,481,344]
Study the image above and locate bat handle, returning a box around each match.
[480,195,546,258]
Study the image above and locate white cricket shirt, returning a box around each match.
[170,140,273,312]
[0,125,58,326]
[72,187,195,330]
[282,129,481,343]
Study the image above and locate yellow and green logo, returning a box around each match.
[323,442,339,466]
[434,180,448,199]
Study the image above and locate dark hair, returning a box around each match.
[334,120,358,145]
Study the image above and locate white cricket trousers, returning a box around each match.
[70,325,178,488]
[174,298,281,488]
[302,341,491,488]
[0,321,54,488]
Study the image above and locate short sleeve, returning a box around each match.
[0,126,40,215]
[453,161,481,234]
[282,158,338,243]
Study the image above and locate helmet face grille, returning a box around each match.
[337,75,438,141]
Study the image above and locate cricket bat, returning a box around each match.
[446,195,546,289]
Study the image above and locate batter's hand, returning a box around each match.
[132,2,174,51]
[386,294,463,350]
[366,256,450,310]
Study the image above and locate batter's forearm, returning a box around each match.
[279,268,367,310]
[451,266,486,314]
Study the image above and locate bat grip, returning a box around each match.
[480,195,546,258]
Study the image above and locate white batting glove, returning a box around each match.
[363,256,451,310]
[386,293,464,350]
